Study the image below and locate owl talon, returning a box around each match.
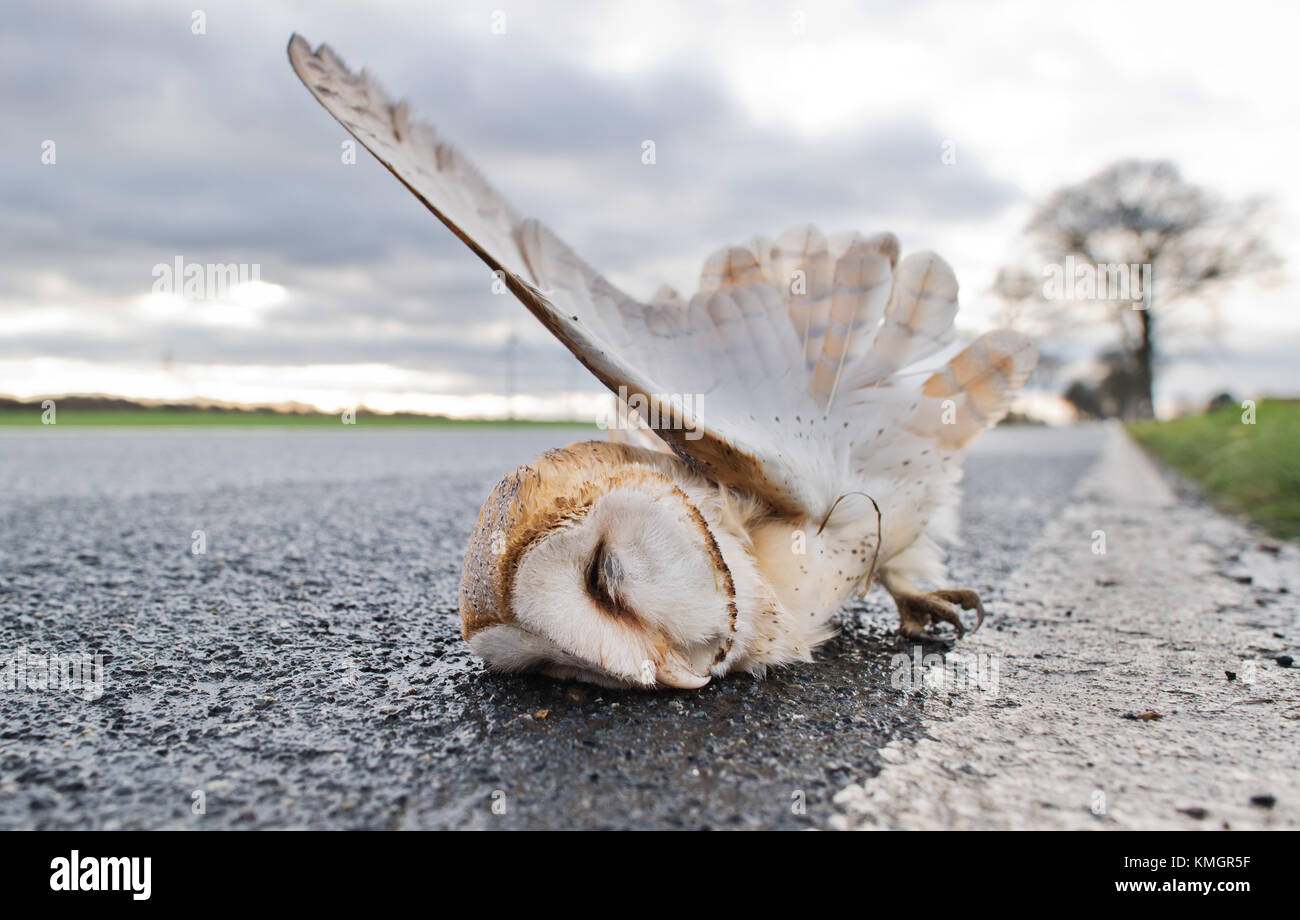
[894,588,986,640]
[930,588,986,634]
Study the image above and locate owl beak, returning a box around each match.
[654,649,711,690]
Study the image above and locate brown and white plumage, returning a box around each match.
[288,35,1039,688]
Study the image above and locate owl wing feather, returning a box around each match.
[288,35,1036,529]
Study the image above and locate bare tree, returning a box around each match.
[997,160,1279,418]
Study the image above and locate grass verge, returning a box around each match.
[1128,398,1300,540]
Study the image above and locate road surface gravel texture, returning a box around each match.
[831,425,1299,830]
[2,423,1291,829]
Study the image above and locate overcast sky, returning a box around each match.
[2,0,1296,418]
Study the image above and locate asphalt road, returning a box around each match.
[0,424,1102,829]
[832,425,1299,829]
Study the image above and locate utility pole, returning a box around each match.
[505,332,518,421]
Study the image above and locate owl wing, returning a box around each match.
[288,36,1035,523]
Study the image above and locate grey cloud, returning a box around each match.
[0,0,1023,403]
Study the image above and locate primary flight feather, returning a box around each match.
[288,35,1039,689]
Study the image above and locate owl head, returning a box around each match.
[458,441,747,689]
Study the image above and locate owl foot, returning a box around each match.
[893,588,985,640]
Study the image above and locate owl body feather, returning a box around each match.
[289,35,1039,687]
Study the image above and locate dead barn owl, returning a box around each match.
[289,35,1038,690]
